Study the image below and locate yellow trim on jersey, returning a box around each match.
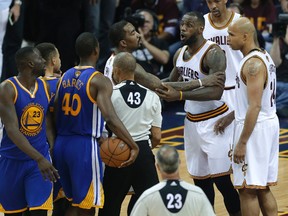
[14,76,38,98]
[39,77,51,102]
[182,40,207,62]
[208,11,235,30]
[6,79,18,104]
[240,55,268,88]
[74,66,94,70]
[72,182,104,209]
[87,71,102,104]
[0,203,27,214]
[234,180,277,189]
[53,188,66,202]
[186,103,228,122]
[30,190,53,211]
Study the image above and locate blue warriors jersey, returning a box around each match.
[0,77,50,160]
[44,76,59,113]
[56,66,104,138]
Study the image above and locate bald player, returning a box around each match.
[228,17,279,216]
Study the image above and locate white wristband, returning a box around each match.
[198,79,203,87]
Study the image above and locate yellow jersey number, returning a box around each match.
[62,93,81,116]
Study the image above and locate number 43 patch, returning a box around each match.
[120,81,147,108]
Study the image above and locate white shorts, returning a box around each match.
[184,109,233,179]
[232,117,279,189]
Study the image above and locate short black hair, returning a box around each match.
[15,46,36,67]
[35,42,57,62]
[109,20,129,48]
[185,11,205,27]
[75,32,99,58]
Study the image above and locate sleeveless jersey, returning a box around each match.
[131,180,215,216]
[44,76,59,112]
[56,66,104,138]
[203,12,243,88]
[104,53,115,85]
[176,40,225,114]
[0,77,50,160]
[235,49,277,122]
[111,80,162,141]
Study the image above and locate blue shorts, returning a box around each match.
[53,135,104,209]
[0,152,53,213]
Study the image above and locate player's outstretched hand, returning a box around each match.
[37,157,60,182]
[155,83,180,102]
[119,146,139,168]
[202,71,225,88]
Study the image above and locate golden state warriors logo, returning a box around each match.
[20,103,44,136]
[75,70,81,78]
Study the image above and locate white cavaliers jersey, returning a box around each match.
[111,80,162,141]
[235,49,277,122]
[131,180,215,216]
[104,54,115,85]
[176,41,225,114]
[203,12,243,88]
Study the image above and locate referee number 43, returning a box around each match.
[127,92,141,105]
[166,193,183,209]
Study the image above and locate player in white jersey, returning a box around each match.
[131,145,215,216]
[156,11,241,216]
[228,17,279,216]
[99,52,162,216]
[105,20,224,91]
[203,1,242,112]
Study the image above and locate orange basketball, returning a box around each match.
[100,137,131,167]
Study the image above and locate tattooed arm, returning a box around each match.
[233,57,267,164]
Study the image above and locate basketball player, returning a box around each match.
[36,42,70,216]
[98,52,161,216]
[155,11,240,216]
[0,46,59,215]
[53,32,139,216]
[228,17,279,216]
[105,20,225,90]
[131,145,215,216]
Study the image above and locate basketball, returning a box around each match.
[100,137,131,167]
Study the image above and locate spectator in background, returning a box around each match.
[132,9,170,79]
[241,0,276,49]
[37,0,83,72]
[131,0,180,43]
[1,0,24,81]
[0,0,21,78]
[84,0,117,72]
[270,1,288,117]
[182,0,209,14]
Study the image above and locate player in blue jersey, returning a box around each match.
[36,42,70,216]
[0,46,60,216]
[53,32,139,216]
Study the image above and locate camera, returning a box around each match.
[272,13,288,37]
[124,7,145,30]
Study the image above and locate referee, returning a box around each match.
[98,52,162,216]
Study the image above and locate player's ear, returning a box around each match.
[120,40,127,48]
